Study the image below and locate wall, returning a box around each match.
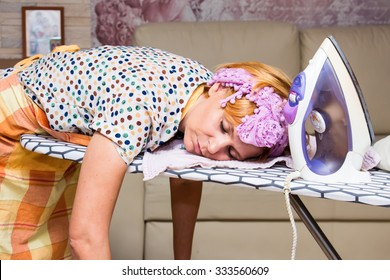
[2,0,390,59]
[0,0,92,59]
[91,0,390,47]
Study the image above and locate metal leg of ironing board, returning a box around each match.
[289,194,342,260]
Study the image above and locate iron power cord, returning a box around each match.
[283,170,301,260]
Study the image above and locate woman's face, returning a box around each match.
[179,83,265,161]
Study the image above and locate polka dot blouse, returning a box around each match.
[18,46,213,164]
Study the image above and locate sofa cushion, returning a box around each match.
[144,176,390,221]
[144,220,390,259]
[300,25,390,138]
[133,21,300,78]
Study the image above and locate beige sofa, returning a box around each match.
[110,21,390,260]
[1,21,389,260]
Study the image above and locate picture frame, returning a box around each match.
[22,7,64,58]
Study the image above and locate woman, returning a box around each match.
[0,45,291,259]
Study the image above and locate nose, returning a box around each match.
[208,134,231,155]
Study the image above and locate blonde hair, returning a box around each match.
[217,61,292,126]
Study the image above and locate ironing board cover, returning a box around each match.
[21,134,390,207]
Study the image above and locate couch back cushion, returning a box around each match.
[133,21,300,78]
[300,25,390,138]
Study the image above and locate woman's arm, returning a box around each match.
[69,132,127,259]
[170,178,203,260]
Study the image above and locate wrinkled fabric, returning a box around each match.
[0,75,81,259]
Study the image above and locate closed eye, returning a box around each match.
[220,120,236,159]
[227,146,236,160]
[220,120,227,133]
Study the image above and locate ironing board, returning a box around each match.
[21,134,390,260]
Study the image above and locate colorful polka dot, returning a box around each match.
[19,46,212,164]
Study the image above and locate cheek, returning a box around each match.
[205,109,224,130]
[244,146,265,160]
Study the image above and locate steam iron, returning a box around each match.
[284,36,374,183]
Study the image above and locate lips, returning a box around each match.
[194,139,202,156]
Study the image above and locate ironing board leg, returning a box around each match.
[289,194,342,260]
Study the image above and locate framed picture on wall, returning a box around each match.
[22,6,64,58]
